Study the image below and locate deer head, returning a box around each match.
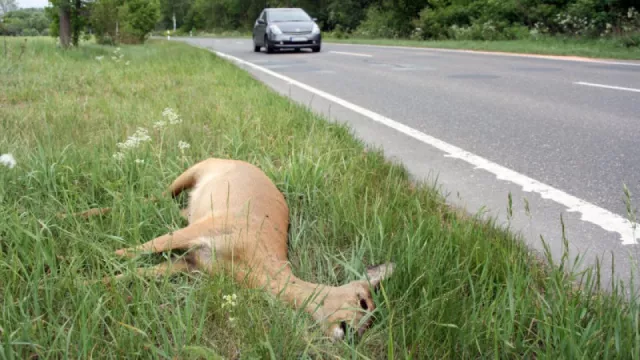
[314,262,395,341]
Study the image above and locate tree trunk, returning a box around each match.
[72,0,82,46]
[173,11,176,32]
[59,5,71,48]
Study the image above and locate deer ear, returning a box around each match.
[366,262,395,289]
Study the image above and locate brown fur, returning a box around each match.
[81,158,394,340]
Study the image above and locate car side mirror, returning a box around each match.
[312,17,317,22]
[257,19,266,25]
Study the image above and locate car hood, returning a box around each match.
[271,21,315,32]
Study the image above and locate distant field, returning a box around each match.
[1,36,639,359]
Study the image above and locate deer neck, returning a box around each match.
[245,261,336,319]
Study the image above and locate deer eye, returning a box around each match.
[359,298,368,310]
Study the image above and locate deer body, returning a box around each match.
[107,158,394,340]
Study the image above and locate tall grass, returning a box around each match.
[1,36,639,359]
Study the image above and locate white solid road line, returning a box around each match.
[329,42,640,67]
[213,50,640,246]
[575,82,640,93]
[329,50,373,58]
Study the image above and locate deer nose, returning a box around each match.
[339,321,359,342]
[340,321,348,335]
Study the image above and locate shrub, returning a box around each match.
[415,4,477,40]
[119,0,160,43]
[354,6,402,39]
[90,0,160,45]
[21,28,40,36]
[617,32,640,47]
[331,24,348,39]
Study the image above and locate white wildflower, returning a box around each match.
[112,152,125,161]
[96,56,104,61]
[0,153,16,169]
[162,107,183,125]
[116,127,152,151]
[132,127,151,142]
[153,121,166,129]
[135,159,144,164]
[178,141,191,150]
[222,293,238,309]
[125,61,130,66]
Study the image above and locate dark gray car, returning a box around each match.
[253,8,322,53]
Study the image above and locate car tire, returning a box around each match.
[253,43,261,52]
[265,36,274,54]
[312,45,321,53]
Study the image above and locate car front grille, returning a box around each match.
[282,30,312,35]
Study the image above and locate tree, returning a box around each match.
[47,0,90,48]
[158,0,191,31]
[0,8,52,36]
[0,0,18,16]
[90,0,123,44]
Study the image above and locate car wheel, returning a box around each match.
[312,45,321,53]
[265,36,274,54]
[253,43,261,52]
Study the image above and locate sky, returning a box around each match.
[18,0,49,8]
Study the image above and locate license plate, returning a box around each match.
[290,37,307,42]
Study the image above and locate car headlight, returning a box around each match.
[269,25,283,35]
[312,24,320,34]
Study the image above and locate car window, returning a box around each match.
[260,11,267,22]
[268,9,311,22]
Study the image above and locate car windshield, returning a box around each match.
[269,9,311,22]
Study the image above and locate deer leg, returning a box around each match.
[113,218,232,258]
[114,223,206,258]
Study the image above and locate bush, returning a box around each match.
[618,32,640,47]
[21,28,40,36]
[415,4,478,40]
[120,0,160,43]
[90,0,160,45]
[563,0,612,36]
[330,24,348,39]
[353,6,402,39]
[447,21,526,41]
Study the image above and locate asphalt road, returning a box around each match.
[178,37,640,293]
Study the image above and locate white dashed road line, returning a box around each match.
[575,82,640,93]
[329,51,373,58]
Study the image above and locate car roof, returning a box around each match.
[265,8,305,12]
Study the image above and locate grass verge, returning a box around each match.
[324,35,640,60]
[1,36,640,359]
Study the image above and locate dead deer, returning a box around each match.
[77,157,394,340]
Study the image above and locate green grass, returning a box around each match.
[324,35,640,60]
[1,36,640,359]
